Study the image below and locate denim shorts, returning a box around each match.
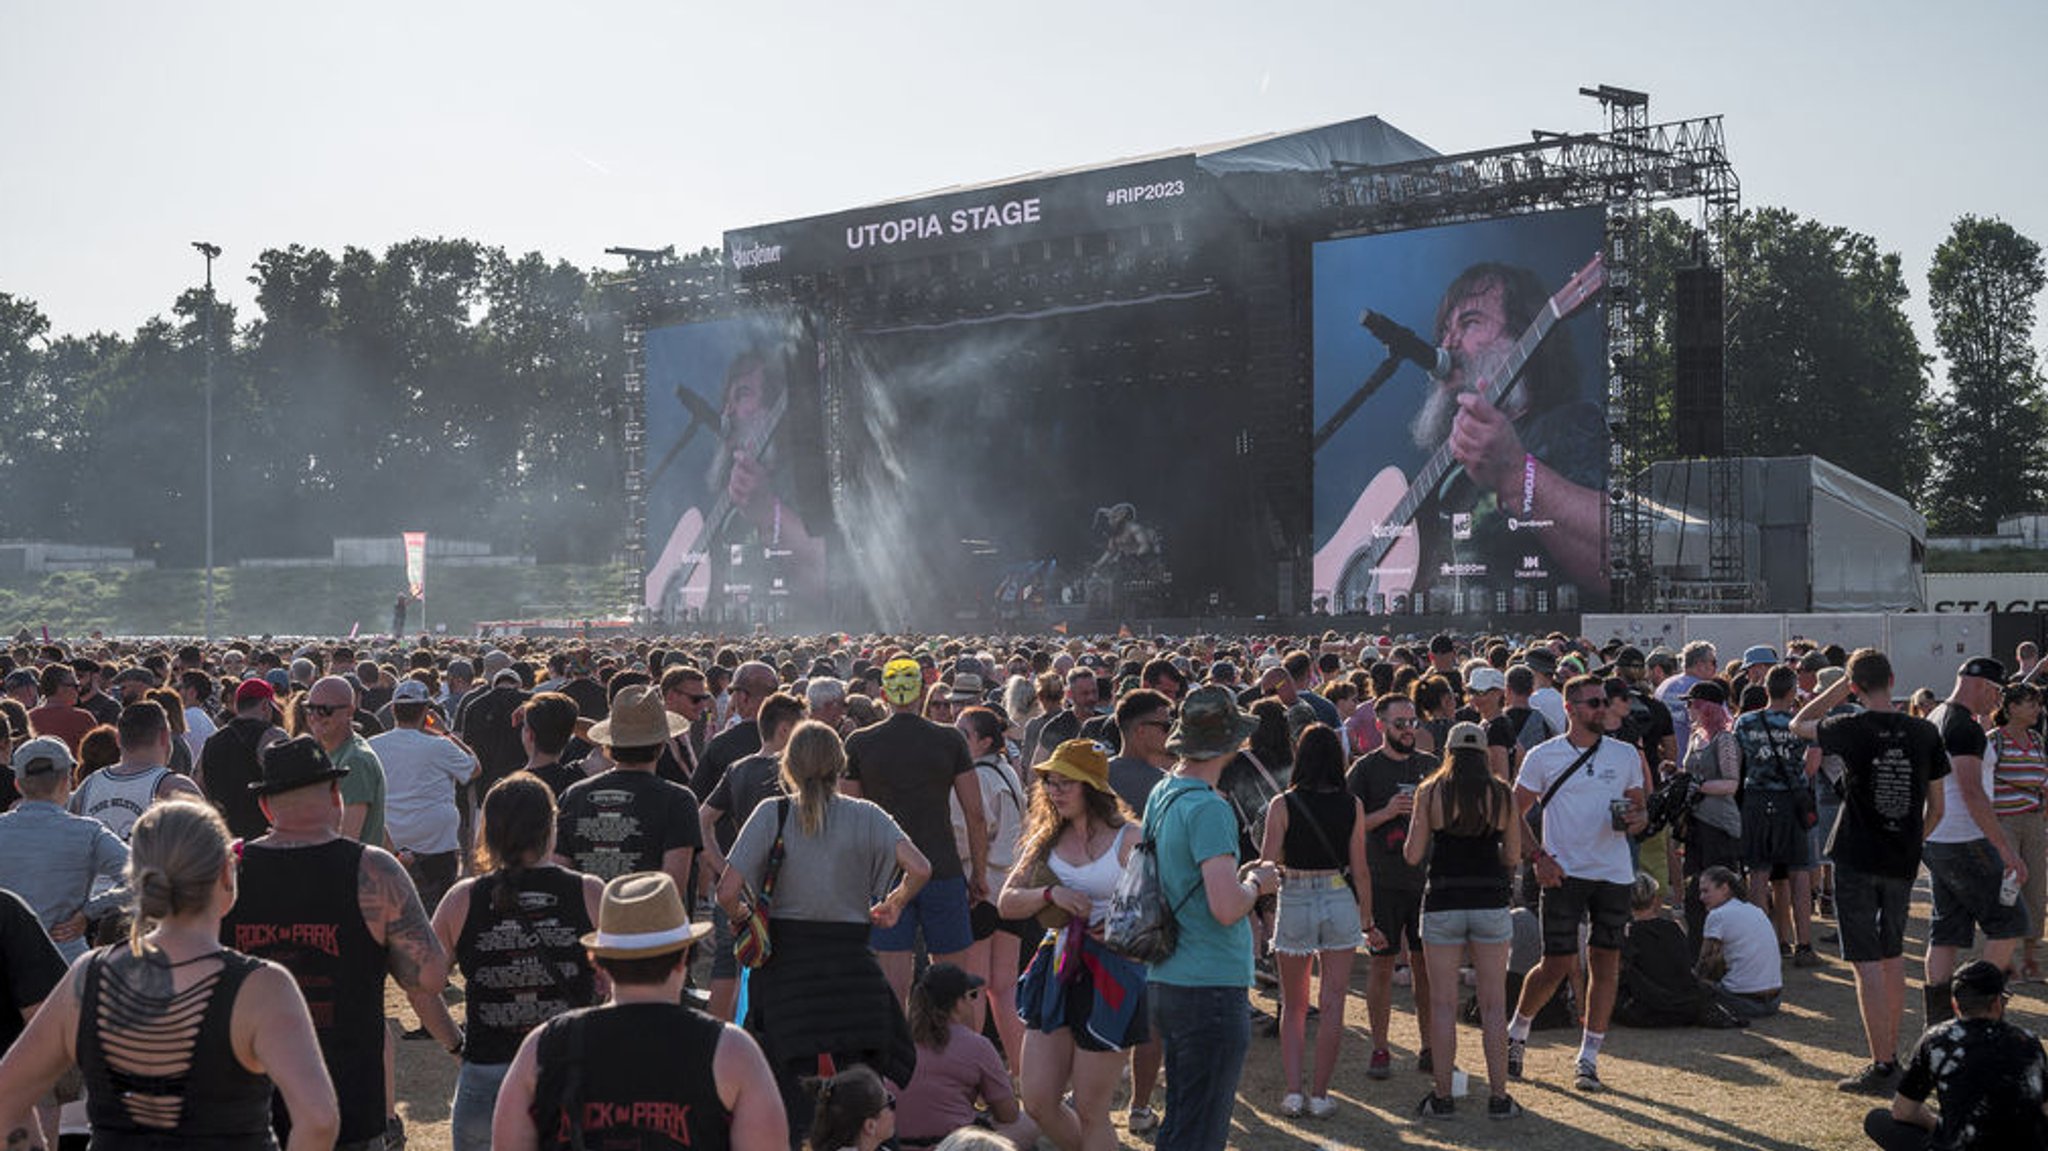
[1421,905,1513,947]
[1924,838,2028,947]
[1273,872,1364,955]
[870,874,974,954]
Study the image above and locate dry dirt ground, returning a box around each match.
[386,886,2045,1151]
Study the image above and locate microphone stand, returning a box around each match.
[1313,353,1403,452]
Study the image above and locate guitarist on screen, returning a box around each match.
[648,346,825,623]
[1320,260,1608,613]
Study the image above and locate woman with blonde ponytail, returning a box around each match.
[0,798,338,1150]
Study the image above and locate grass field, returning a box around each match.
[383,882,2044,1151]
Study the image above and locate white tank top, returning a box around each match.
[69,765,169,841]
[1048,823,1135,926]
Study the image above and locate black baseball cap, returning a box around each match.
[1682,680,1728,706]
[1959,657,2007,683]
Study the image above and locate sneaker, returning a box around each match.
[1368,1048,1393,1080]
[1415,1091,1455,1118]
[1837,1061,1900,1096]
[1487,1094,1524,1120]
[1393,964,1414,988]
[384,1115,407,1151]
[1506,1038,1526,1080]
[1308,1096,1338,1119]
[1416,1048,1434,1074]
[1127,1107,1159,1134]
[1573,1060,1604,1092]
[1282,1093,1305,1117]
[1792,944,1824,969]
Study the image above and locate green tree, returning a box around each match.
[1709,207,1931,500]
[1924,215,2048,532]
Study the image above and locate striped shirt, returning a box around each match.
[1990,726,2047,815]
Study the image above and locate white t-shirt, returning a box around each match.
[1515,735,1640,885]
[183,707,217,760]
[366,727,477,854]
[950,756,1027,894]
[1705,898,1782,994]
[1925,703,1996,845]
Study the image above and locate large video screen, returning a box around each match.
[642,313,830,626]
[1311,207,1609,616]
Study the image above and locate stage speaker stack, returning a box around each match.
[1673,266,1725,458]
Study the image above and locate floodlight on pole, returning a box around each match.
[192,242,220,640]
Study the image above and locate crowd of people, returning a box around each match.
[0,628,2042,1149]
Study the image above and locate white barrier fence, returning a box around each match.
[1583,612,1994,696]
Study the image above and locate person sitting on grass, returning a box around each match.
[894,963,1035,1149]
[1696,865,1783,1019]
[1863,959,2048,1151]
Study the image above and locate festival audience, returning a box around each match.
[8,627,2041,1150]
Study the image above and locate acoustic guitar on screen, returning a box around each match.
[1312,253,1606,614]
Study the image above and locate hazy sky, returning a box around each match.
[6,1,2044,371]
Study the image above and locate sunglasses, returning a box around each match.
[1568,696,1605,709]
[1384,717,1419,729]
[885,1091,898,1112]
[303,703,347,717]
[678,691,712,705]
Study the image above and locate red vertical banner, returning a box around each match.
[402,532,427,600]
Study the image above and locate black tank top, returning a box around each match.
[220,838,386,1145]
[456,866,598,1065]
[78,946,276,1150]
[1423,819,1513,913]
[200,718,274,842]
[1280,789,1356,871]
[531,1002,731,1151]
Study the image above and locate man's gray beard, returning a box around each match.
[1408,344,1513,451]
[1410,380,1466,451]
[705,408,775,496]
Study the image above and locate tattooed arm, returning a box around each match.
[357,846,450,994]
[0,958,87,1151]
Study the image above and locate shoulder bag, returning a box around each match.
[733,798,790,969]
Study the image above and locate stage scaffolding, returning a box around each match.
[1320,84,1742,613]
[606,85,1742,626]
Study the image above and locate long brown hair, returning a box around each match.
[1014,775,1131,872]
[1423,746,1510,837]
[779,720,846,836]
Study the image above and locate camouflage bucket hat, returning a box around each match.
[1166,684,1260,760]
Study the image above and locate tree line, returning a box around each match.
[0,211,2040,570]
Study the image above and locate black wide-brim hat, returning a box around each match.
[250,734,350,796]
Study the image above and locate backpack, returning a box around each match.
[1103,789,1200,964]
[1509,707,1555,778]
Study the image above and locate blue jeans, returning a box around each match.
[1149,983,1250,1151]
[449,1060,511,1151]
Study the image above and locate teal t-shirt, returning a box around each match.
[1143,775,1252,988]
[331,734,387,849]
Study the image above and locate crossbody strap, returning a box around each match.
[1539,739,1604,811]
[1283,790,1357,895]
[753,798,792,914]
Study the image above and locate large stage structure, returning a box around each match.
[612,85,1739,632]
